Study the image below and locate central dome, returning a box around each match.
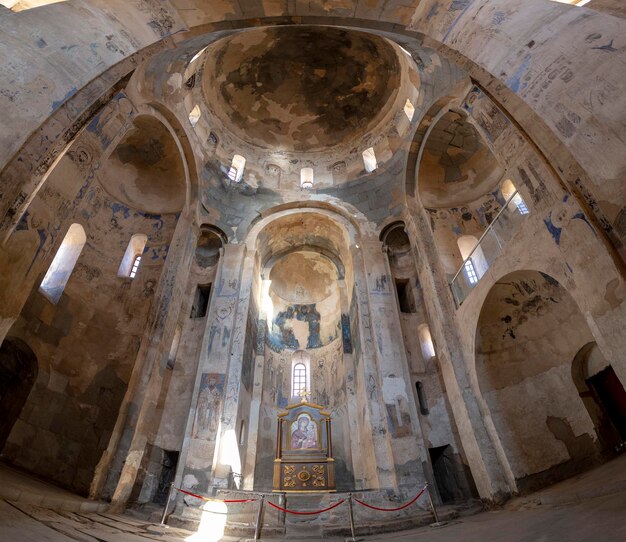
[202,26,401,152]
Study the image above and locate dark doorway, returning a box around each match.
[587,366,626,443]
[154,450,179,505]
[0,338,38,450]
[428,445,460,503]
[190,283,212,318]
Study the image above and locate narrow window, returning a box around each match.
[118,233,148,278]
[39,223,86,304]
[395,278,416,313]
[293,363,307,398]
[291,350,311,399]
[239,420,246,446]
[300,167,314,190]
[190,283,211,318]
[501,179,530,215]
[550,0,590,6]
[362,147,378,172]
[418,324,436,360]
[227,154,246,183]
[464,259,479,285]
[416,381,429,415]
[166,325,182,370]
[458,235,488,282]
[404,99,415,121]
[189,105,201,127]
[189,46,208,64]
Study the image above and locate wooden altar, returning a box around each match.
[273,399,336,492]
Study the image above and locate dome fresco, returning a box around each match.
[202,26,401,152]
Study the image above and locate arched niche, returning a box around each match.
[100,115,186,214]
[0,337,38,450]
[195,225,226,268]
[417,110,504,210]
[474,270,617,493]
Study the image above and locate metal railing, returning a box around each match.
[450,191,529,305]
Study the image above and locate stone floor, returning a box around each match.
[1,455,625,541]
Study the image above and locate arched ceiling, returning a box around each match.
[202,26,400,153]
[418,111,505,209]
[269,251,338,304]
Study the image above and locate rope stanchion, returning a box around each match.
[352,485,427,512]
[173,486,257,503]
[266,498,346,515]
[159,482,175,525]
[253,494,265,541]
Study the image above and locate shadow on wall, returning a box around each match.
[0,338,38,450]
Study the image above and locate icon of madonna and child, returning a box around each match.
[290,413,319,449]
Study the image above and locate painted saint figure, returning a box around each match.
[291,414,317,449]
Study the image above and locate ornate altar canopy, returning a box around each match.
[273,399,335,492]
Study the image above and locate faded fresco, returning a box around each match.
[192,373,225,439]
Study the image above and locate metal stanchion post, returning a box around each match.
[345,493,363,542]
[426,484,446,528]
[253,494,265,541]
[160,483,175,525]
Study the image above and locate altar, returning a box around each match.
[273,399,336,492]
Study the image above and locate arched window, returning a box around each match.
[417,324,436,361]
[362,147,378,172]
[291,350,311,399]
[188,105,201,127]
[293,363,307,397]
[118,233,147,278]
[457,235,488,284]
[227,154,246,183]
[300,168,314,190]
[39,223,86,304]
[501,179,530,215]
[404,99,415,121]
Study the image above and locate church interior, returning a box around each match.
[0,1,625,541]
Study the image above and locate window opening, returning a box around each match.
[395,278,416,313]
[227,154,246,183]
[190,283,212,318]
[239,420,246,446]
[118,233,147,279]
[166,325,182,370]
[416,381,429,415]
[189,105,201,127]
[39,223,86,304]
[362,147,378,172]
[293,363,307,398]
[464,259,479,285]
[418,324,436,361]
[404,99,415,121]
[501,179,530,216]
[300,168,314,190]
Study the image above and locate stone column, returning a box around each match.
[210,245,256,486]
[349,245,398,490]
[174,243,249,494]
[405,200,515,500]
[242,316,266,490]
[358,238,429,491]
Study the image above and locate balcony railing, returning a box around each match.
[450,191,529,305]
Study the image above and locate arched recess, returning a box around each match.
[474,269,622,493]
[100,114,187,214]
[244,206,363,491]
[0,337,38,450]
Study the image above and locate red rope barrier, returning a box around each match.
[266,499,346,515]
[174,487,256,503]
[353,486,427,512]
